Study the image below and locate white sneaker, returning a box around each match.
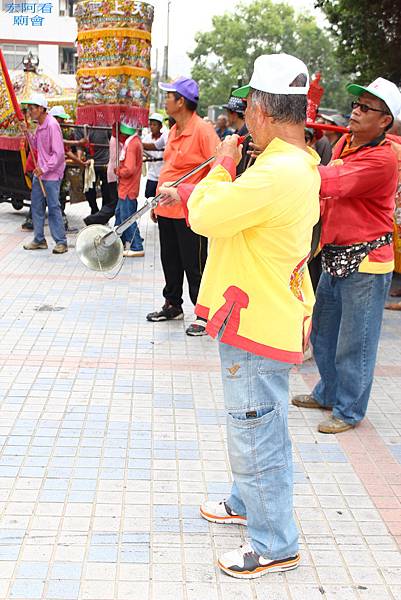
[218,542,300,579]
[123,249,145,257]
[200,499,247,525]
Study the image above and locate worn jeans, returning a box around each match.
[31,177,67,245]
[219,340,298,559]
[311,270,392,425]
[115,198,143,251]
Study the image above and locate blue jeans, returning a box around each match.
[31,177,67,245]
[115,198,143,251]
[311,271,392,425]
[219,341,298,560]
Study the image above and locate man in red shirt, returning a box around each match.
[115,122,144,258]
[385,121,401,310]
[293,77,401,433]
[146,77,219,336]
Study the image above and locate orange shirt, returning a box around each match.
[156,113,219,219]
[117,135,143,200]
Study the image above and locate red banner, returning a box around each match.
[0,135,24,151]
[0,49,24,128]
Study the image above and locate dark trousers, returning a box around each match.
[145,179,158,198]
[308,252,322,293]
[157,216,207,307]
[83,181,118,226]
[85,166,110,214]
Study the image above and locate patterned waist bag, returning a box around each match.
[321,233,393,278]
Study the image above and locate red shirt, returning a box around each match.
[319,135,398,273]
[117,135,143,200]
[156,113,219,219]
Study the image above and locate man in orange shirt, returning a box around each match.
[146,77,219,336]
[115,122,144,258]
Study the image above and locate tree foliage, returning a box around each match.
[189,0,351,115]
[316,0,401,85]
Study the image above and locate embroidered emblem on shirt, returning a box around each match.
[227,364,241,378]
[289,256,308,301]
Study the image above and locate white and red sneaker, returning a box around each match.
[218,543,300,579]
[200,499,247,525]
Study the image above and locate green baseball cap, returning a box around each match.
[49,105,70,120]
[347,77,401,118]
[120,123,136,135]
[232,85,250,99]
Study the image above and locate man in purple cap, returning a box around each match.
[146,76,219,336]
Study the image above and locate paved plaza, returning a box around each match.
[0,200,400,600]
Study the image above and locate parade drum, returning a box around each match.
[75,0,154,126]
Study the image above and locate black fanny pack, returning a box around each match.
[321,233,393,278]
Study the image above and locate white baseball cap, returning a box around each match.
[49,105,70,120]
[149,112,164,124]
[232,54,309,98]
[24,93,48,109]
[347,77,401,119]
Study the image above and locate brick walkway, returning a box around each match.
[0,200,400,600]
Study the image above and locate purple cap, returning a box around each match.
[159,76,199,103]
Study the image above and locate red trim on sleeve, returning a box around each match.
[177,183,195,226]
[213,156,236,180]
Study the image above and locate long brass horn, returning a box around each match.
[76,134,250,273]
[75,136,250,273]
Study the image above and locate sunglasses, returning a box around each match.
[351,100,389,115]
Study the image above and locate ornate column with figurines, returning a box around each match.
[74,0,154,126]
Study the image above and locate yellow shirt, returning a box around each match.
[187,138,321,364]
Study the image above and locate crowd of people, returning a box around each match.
[17,53,401,580]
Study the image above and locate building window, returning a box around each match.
[59,46,76,75]
[0,44,39,71]
[59,0,75,17]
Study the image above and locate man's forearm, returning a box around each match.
[142,142,165,151]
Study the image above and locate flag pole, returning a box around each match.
[0,49,47,197]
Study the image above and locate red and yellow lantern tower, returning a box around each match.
[75,0,154,126]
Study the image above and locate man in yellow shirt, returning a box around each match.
[160,54,320,579]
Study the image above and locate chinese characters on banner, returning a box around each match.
[5,3,53,27]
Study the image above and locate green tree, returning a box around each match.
[316,0,401,85]
[189,0,351,115]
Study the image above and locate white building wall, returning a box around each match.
[0,0,77,88]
